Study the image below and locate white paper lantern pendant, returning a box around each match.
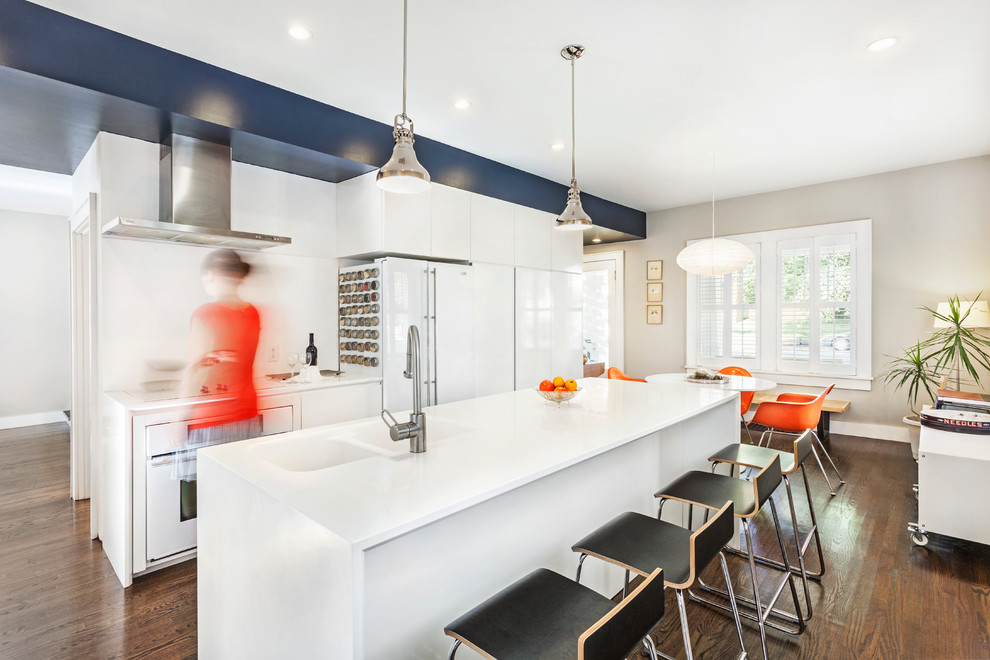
[676,153,753,276]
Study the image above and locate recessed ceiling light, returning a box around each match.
[550,142,566,151]
[866,37,898,52]
[453,99,471,110]
[289,25,313,41]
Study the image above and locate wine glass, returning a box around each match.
[299,351,312,382]
[287,352,299,380]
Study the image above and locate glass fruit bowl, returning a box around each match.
[534,387,581,405]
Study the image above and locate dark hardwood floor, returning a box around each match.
[1,422,988,659]
[0,423,195,660]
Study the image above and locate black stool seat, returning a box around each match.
[572,512,693,586]
[657,471,759,518]
[709,442,797,474]
[444,568,616,659]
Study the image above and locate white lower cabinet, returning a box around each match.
[300,382,382,428]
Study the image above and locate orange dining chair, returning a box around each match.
[748,384,845,495]
[718,366,756,443]
[607,367,647,383]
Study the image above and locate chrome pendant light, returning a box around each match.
[376,0,430,194]
[676,153,753,276]
[556,45,592,230]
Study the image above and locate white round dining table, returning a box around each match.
[644,372,777,392]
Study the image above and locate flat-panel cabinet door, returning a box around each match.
[383,190,432,257]
[470,194,515,265]
[551,271,583,381]
[335,171,383,257]
[431,263,475,405]
[381,258,428,413]
[514,206,552,269]
[474,263,515,397]
[515,267,552,389]
[551,225,584,273]
[300,384,382,428]
[431,184,471,260]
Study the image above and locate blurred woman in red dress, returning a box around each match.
[176,249,262,517]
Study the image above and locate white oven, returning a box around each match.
[145,406,293,561]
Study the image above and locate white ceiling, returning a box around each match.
[27,0,990,212]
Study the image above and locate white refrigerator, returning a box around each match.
[378,257,515,412]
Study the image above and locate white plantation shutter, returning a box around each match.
[696,245,759,364]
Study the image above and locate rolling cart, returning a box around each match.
[909,401,990,546]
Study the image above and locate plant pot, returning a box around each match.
[903,414,921,461]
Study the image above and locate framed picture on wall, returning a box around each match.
[646,282,663,303]
[646,260,663,281]
[647,305,663,325]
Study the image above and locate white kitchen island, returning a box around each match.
[197,378,739,659]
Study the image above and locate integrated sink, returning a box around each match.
[248,416,474,472]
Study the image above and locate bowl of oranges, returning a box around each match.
[535,376,581,405]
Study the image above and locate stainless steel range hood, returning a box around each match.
[102,135,292,250]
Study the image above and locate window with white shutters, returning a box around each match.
[685,219,871,389]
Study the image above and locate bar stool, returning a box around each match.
[607,367,648,382]
[749,384,845,495]
[707,429,824,621]
[571,501,747,660]
[444,567,666,659]
[654,454,805,660]
[718,366,756,443]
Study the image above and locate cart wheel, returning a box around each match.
[911,531,929,546]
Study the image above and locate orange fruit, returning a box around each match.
[552,376,565,388]
[555,386,566,391]
[538,379,555,392]
[564,379,578,391]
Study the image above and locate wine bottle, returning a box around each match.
[306,333,318,367]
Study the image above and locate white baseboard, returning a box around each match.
[0,411,69,431]
[830,420,910,443]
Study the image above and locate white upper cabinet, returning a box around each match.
[382,187,431,256]
[470,194,515,265]
[430,184,471,261]
[513,206,553,270]
[337,171,431,257]
[551,224,584,274]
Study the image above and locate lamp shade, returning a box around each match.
[376,132,431,194]
[556,184,592,230]
[933,300,990,328]
[676,238,753,276]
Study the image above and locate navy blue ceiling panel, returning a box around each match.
[0,0,645,237]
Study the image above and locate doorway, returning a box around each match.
[583,251,624,373]
[69,193,98,532]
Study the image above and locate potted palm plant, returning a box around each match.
[881,294,990,459]
[881,343,940,459]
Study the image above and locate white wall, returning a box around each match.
[84,133,340,392]
[586,155,990,437]
[0,209,70,421]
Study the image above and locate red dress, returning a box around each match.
[188,302,260,430]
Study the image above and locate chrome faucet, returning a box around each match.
[381,325,426,453]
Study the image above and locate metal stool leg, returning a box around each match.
[809,443,838,496]
[811,430,845,490]
[675,589,694,660]
[447,639,461,659]
[717,551,749,659]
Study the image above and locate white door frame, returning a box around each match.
[583,250,625,373]
[69,194,99,531]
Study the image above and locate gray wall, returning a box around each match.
[0,209,70,419]
[586,155,990,432]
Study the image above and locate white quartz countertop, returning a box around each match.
[103,371,382,413]
[201,378,738,550]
